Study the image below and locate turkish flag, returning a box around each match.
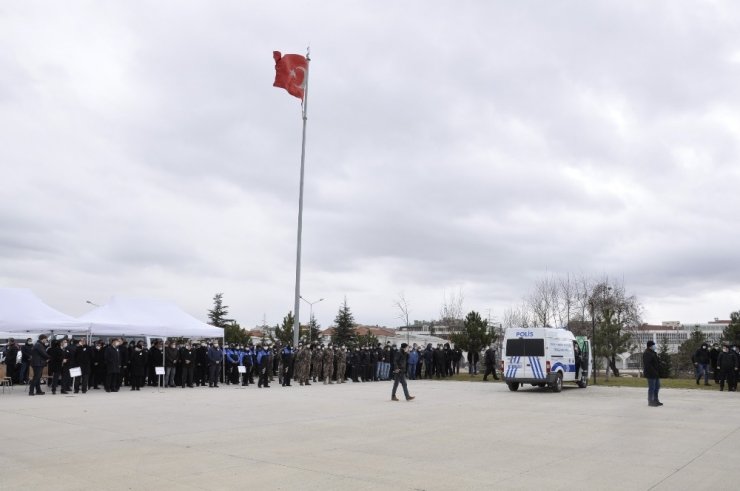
[273,51,308,100]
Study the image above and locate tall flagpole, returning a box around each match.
[293,47,310,348]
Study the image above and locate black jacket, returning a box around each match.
[165,346,179,367]
[75,345,93,370]
[484,347,496,366]
[717,351,738,371]
[130,348,149,376]
[105,345,121,374]
[31,341,50,367]
[643,348,660,378]
[48,345,64,371]
[180,347,195,367]
[692,347,711,365]
[3,344,18,366]
[21,343,33,363]
[393,349,408,372]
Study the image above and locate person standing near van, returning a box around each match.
[643,340,662,407]
[483,344,499,381]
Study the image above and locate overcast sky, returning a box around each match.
[2,1,739,330]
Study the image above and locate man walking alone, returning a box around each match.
[391,343,415,402]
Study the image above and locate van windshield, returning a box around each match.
[506,338,545,357]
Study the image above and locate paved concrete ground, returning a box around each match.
[1,379,739,490]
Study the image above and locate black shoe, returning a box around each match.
[28,392,34,396]
[656,401,664,406]
[648,402,659,406]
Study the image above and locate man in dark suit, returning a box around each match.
[74,338,93,393]
[104,338,121,392]
[28,335,50,396]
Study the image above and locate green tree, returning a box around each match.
[208,293,232,327]
[595,308,634,378]
[675,327,707,376]
[450,311,494,353]
[722,310,740,345]
[272,311,295,346]
[299,316,321,344]
[657,334,672,378]
[332,297,356,346]
[224,320,250,345]
[355,332,378,349]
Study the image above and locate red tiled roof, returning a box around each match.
[322,325,396,337]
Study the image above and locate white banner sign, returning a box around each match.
[69,367,82,378]
[155,367,165,375]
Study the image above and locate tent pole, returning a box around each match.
[222,335,225,385]
[162,337,166,392]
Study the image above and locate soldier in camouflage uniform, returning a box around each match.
[336,346,347,383]
[296,344,311,386]
[311,344,323,382]
[322,345,335,384]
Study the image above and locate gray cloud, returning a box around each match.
[1,1,739,329]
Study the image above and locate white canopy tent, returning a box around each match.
[0,287,90,337]
[79,296,224,339]
[79,296,225,388]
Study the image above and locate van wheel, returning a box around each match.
[551,373,563,393]
[577,374,588,388]
[507,382,519,391]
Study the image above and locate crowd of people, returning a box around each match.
[691,342,739,392]
[1,335,502,395]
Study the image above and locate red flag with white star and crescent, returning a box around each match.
[273,51,308,100]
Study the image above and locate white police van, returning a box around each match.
[501,327,591,392]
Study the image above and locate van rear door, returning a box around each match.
[505,338,545,380]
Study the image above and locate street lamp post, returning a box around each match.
[590,300,596,385]
[299,296,324,343]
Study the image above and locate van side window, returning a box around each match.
[506,339,545,357]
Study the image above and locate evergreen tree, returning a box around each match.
[450,311,493,353]
[208,293,231,327]
[675,327,707,375]
[722,310,740,345]
[595,308,634,377]
[332,297,356,346]
[356,332,379,348]
[272,311,295,346]
[224,320,251,345]
[657,334,672,378]
[299,316,321,344]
